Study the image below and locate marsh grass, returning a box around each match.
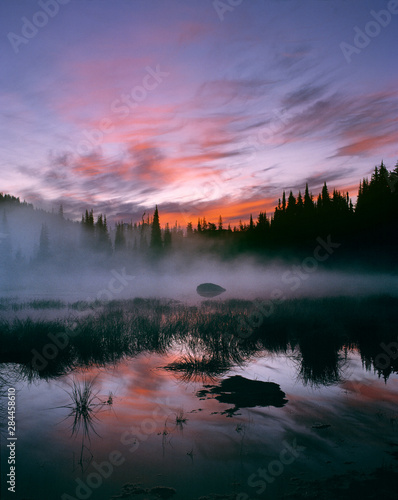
[1,295,398,384]
[8,299,66,311]
[54,377,113,471]
[68,300,98,311]
[56,379,103,440]
[164,353,232,382]
[175,409,187,425]
[2,298,102,312]
[0,317,72,376]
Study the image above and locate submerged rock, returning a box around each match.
[196,283,226,298]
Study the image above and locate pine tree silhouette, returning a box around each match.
[96,214,112,254]
[150,205,162,250]
[186,222,193,237]
[115,222,126,252]
[163,222,172,249]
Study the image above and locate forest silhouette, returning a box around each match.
[1,161,398,269]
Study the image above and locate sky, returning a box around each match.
[0,0,397,226]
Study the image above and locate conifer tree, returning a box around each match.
[96,214,112,253]
[303,183,314,213]
[150,205,162,250]
[257,211,269,232]
[286,191,296,215]
[115,222,126,252]
[249,214,254,231]
[296,191,303,213]
[164,223,172,249]
[321,182,331,207]
[0,210,12,265]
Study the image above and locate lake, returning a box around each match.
[0,296,397,499]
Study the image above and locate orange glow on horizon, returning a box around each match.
[157,181,360,228]
[159,196,277,228]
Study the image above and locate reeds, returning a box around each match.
[1,295,398,384]
[55,377,113,471]
[59,378,104,442]
[164,353,231,382]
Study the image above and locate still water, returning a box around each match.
[1,297,397,499]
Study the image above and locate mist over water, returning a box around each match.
[1,195,398,306]
[2,252,398,304]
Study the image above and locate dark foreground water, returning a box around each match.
[1,297,397,500]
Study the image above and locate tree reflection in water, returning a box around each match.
[0,296,397,388]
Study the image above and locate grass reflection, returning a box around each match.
[54,377,113,471]
[1,295,397,386]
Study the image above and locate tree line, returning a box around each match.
[1,161,398,266]
[79,161,398,259]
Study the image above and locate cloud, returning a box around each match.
[195,78,276,109]
[334,136,398,158]
[269,88,398,159]
[2,1,396,229]
[279,93,344,142]
[289,167,360,193]
[282,84,328,109]
[333,91,398,157]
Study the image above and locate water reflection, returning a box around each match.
[163,353,238,383]
[53,377,114,472]
[197,375,288,416]
[1,323,397,500]
[0,296,397,388]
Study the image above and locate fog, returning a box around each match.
[1,201,397,305]
[2,253,398,305]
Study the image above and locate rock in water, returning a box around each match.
[196,375,288,416]
[196,283,226,298]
